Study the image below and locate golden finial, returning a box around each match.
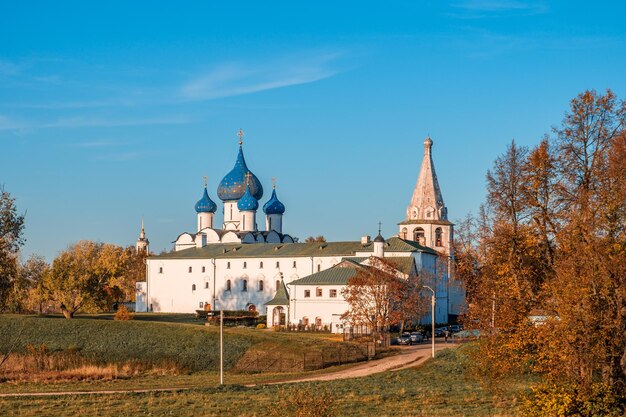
[238,128,244,146]
[202,175,208,188]
[272,177,277,189]
[244,172,252,186]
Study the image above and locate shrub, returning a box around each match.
[256,323,266,329]
[522,382,624,417]
[114,305,134,321]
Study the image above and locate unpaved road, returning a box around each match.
[0,341,456,397]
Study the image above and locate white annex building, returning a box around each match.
[136,132,465,332]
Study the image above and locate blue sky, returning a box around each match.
[2,1,625,260]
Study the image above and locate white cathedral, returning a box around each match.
[135,133,464,332]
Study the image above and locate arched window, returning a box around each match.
[435,228,443,247]
[317,264,321,272]
[205,282,209,289]
[302,317,309,326]
[192,284,196,291]
[260,261,263,269]
[226,280,231,291]
[258,280,264,291]
[401,227,408,239]
[227,262,231,269]
[242,280,248,292]
[315,317,322,327]
[293,261,297,268]
[243,261,247,269]
[414,228,425,245]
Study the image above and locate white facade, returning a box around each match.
[138,133,465,325]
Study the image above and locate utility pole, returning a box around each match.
[423,285,436,358]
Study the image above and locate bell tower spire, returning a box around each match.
[398,136,452,256]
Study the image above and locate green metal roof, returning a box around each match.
[265,279,290,306]
[150,236,436,260]
[289,266,359,286]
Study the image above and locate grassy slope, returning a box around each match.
[0,347,530,417]
[0,314,351,374]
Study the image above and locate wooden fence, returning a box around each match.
[233,344,373,373]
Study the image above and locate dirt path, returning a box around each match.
[0,341,456,397]
[252,341,455,385]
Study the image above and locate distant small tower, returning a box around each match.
[237,173,259,232]
[136,218,149,253]
[263,178,285,233]
[195,176,217,232]
[373,222,384,258]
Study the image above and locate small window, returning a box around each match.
[243,261,247,269]
[227,262,231,269]
[292,261,297,268]
[202,266,206,273]
[199,302,204,308]
[276,261,280,268]
[258,280,264,291]
[260,261,263,269]
[226,280,231,291]
[316,288,322,297]
[276,280,280,290]
[317,264,321,272]
[304,290,311,298]
[205,282,209,289]
[159,267,163,274]
[192,284,196,291]
[189,266,192,273]
[329,289,337,298]
[242,280,248,292]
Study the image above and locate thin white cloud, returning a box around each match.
[0,114,27,131]
[42,115,193,129]
[181,52,343,101]
[450,0,548,17]
[0,60,20,76]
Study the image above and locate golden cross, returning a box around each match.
[202,176,208,188]
[238,128,244,146]
[244,172,252,186]
[272,177,276,189]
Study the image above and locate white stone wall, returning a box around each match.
[146,254,343,314]
[288,284,349,333]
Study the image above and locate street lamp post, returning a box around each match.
[220,309,224,385]
[423,285,436,358]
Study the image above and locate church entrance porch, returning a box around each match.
[272,306,286,327]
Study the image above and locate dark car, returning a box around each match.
[449,324,463,333]
[434,327,446,337]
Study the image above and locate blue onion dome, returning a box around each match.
[195,187,217,213]
[263,189,285,215]
[217,146,263,201]
[237,183,259,211]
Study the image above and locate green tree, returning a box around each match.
[45,241,129,319]
[0,186,25,311]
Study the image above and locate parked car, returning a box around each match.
[395,333,413,345]
[410,332,424,343]
[434,327,447,337]
[451,329,482,342]
[449,324,463,333]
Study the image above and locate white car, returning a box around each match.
[409,332,424,343]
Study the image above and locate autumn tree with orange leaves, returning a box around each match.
[342,257,424,344]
